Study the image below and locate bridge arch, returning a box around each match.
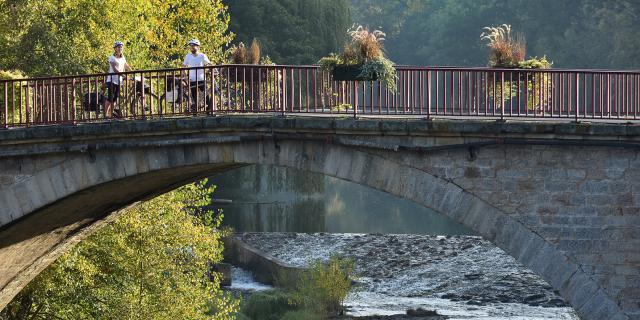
[0,117,637,320]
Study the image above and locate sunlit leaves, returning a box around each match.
[0,0,232,76]
[1,180,239,320]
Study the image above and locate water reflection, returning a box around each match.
[209,165,474,235]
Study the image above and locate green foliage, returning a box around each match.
[358,56,397,92]
[0,70,27,124]
[1,180,239,320]
[518,56,552,69]
[227,0,351,64]
[240,290,295,320]
[290,255,355,316]
[0,0,232,76]
[318,54,342,72]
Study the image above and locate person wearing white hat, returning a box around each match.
[183,39,213,113]
[105,41,132,118]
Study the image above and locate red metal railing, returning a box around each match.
[1,65,639,128]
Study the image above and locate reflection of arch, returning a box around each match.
[0,137,625,320]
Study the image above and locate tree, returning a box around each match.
[227,0,351,64]
[0,181,239,320]
[0,0,233,76]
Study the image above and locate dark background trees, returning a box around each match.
[227,0,351,64]
[348,0,640,68]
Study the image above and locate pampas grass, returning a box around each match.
[481,24,526,68]
[248,39,261,65]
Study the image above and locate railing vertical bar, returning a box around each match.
[297,68,302,112]
[467,71,471,115]
[377,77,382,115]
[582,73,587,119]
[225,68,230,113]
[475,72,480,116]
[599,74,604,118]
[443,71,447,115]
[483,72,488,115]
[435,70,440,115]
[500,71,505,120]
[71,78,77,124]
[17,81,22,125]
[508,72,513,116]
[575,73,579,122]
[449,71,454,115]
[426,70,431,118]
[418,71,423,115]
[25,80,30,127]
[3,82,8,128]
[457,70,461,115]
[305,69,309,113]
[636,74,639,119]
[627,74,631,118]
[241,67,246,113]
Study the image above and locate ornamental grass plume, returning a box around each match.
[347,25,386,61]
[480,24,526,68]
[230,42,248,64]
[248,38,261,64]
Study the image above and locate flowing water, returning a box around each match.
[210,165,579,319]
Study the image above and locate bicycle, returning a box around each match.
[159,74,220,115]
[113,75,159,118]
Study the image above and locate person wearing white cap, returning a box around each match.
[105,41,132,118]
[183,39,213,113]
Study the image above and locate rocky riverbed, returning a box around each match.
[236,232,579,319]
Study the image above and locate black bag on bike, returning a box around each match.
[82,93,105,112]
[135,80,151,94]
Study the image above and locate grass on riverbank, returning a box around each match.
[237,255,354,320]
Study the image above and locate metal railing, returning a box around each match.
[1,65,639,128]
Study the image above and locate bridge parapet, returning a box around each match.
[1,65,639,128]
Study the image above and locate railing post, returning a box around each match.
[426,70,432,120]
[281,67,286,117]
[353,81,358,118]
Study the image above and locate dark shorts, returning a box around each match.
[106,82,120,102]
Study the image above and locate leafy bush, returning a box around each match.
[290,255,355,316]
[241,290,296,320]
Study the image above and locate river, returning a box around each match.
[210,165,579,319]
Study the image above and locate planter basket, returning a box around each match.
[331,65,379,81]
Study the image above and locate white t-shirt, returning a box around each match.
[106,54,126,84]
[183,52,211,82]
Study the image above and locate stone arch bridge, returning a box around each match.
[0,116,638,320]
